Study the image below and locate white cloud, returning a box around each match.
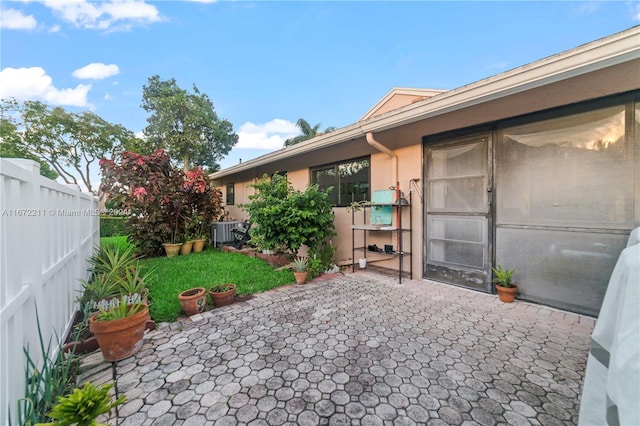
[632,2,640,21]
[0,8,37,30]
[0,67,92,107]
[236,119,300,150]
[40,0,161,31]
[485,62,507,70]
[72,63,120,80]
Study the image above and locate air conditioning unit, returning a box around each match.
[211,221,244,247]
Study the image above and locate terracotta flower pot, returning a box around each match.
[209,283,236,308]
[180,241,193,255]
[178,287,207,315]
[89,304,149,362]
[163,243,182,257]
[192,239,206,253]
[294,271,308,284]
[496,284,518,303]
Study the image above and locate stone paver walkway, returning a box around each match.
[81,271,595,425]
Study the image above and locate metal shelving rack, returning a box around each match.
[351,192,412,283]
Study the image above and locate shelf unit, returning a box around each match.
[351,192,412,283]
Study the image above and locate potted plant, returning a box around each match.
[178,287,207,315]
[492,265,518,303]
[36,382,126,426]
[209,283,236,307]
[163,204,184,257]
[191,214,207,252]
[89,297,149,361]
[180,235,194,255]
[292,256,308,284]
[162,242,181,257]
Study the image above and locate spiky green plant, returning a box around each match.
[292,256,308,272]
[88,243,139,281]
[492,265,515,288]
[95,297,146,322]
[9,306,78,426]
[43,382,125,426]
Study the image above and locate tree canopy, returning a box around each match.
[141,75,238,172]
[283,118,336,147]
[1,103,58,179]
[1,99,140,192]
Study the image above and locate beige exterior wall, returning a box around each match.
[286,169,309,189]
[221,180,253,221]
[325,144,423,278]
[214,145,424,278]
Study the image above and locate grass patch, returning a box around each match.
[139,249,295,322]
[99,235,133,252]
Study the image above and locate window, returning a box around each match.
[311,157,370,206]
[226,183,235,206]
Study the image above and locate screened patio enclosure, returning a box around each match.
[424,95,639,316]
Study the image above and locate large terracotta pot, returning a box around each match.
[192,239,206,253]
[89,304,149,362]
[180,241,194,255]
[496,284,518,303]
[178,287,207,315]
[209,283,236,308]
[163,243,182,257]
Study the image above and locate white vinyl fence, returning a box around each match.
[0,159,99,425]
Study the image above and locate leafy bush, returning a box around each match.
[100,149,222,256]
[99,216,127,237]
[241,174,336,275]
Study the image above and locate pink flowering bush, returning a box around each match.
[101,150,222,256]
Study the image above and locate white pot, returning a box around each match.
[358,258,367,269]
[262,249,274,255]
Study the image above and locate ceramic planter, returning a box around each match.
[294,271,308,284]
[163,243,182,257]
[89,304,149,362]
[192,239,206,253]
[178,287,207,315]
[180,241,194,255]
[209,283,236,308]
[496,284,518,303]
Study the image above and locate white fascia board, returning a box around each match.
[212,26,640,180]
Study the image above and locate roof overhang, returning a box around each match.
[211,26,640,181]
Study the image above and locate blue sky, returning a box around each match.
[1,1,639,172]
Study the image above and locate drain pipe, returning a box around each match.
[365,132,401,247]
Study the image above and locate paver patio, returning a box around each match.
[80,271,595,425]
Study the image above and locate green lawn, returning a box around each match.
[99,238,295,322]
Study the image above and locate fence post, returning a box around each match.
[1,159,43,425]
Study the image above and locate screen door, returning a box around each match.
[425,135,492,292]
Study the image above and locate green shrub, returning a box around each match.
[241,174,336,275]
[99,216,127,237]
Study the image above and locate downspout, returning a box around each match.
[365,132,401,247]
